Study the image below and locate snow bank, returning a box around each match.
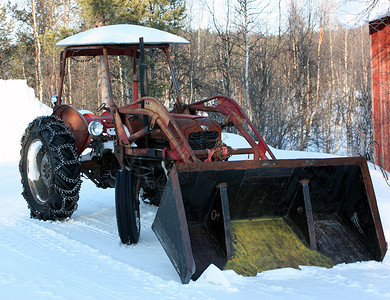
[0,80,51,164]
[222,132,339,160]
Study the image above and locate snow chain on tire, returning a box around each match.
[19,116,81,220]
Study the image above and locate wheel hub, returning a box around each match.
[40,153,52,188]
[27,139,52,204]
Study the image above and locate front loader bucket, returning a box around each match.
[152,157,387,284]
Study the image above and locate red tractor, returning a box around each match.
[19,25,386,283]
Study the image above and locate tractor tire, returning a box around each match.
[115,169,140,244]
[19,116,81,220]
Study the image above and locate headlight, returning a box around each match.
[88,121,104,136]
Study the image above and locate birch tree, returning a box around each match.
[31,0,43,102]
[234,0,269,112]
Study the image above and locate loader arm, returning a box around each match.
[188,95,276,160]
[118,97,198,163]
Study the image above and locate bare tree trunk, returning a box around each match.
[82,62,86,108]
[31,0,43,102]
[118,56,124,105]
[328,25,336,153]
[96,20,109,106]
[278,0,281,38]
[306,20,324,146]
[99,56,109,105]
[122,57,131,104]
[68,61,73,105]
[225,1,232,95]
[360,25,370,156]
[343,29,352,156]
[51,50,56,97]
[244,4,249,110]
[63,0,72,105]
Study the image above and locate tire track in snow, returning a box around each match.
[0,217,195,299]
[28,202,179,282]
[0,218,122,299]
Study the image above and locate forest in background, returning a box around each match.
[0,0,376,157]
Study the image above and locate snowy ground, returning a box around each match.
[0,80,389,299]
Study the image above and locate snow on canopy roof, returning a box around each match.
[337,0,390,29]
[56,24,189,47]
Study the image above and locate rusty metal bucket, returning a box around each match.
[152,157,387,284]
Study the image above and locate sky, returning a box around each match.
[337,0,390,28]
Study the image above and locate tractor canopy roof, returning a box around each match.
[56,24,190,47]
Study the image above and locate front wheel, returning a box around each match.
[19,116,81,220]
[115,169,140,244]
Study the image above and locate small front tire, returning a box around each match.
[115,169,141,244]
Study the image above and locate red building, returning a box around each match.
[370,16,390,171]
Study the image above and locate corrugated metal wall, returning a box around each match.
[370,16,390,172]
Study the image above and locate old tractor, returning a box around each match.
[19,25,387,283]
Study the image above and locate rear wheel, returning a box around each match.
[19,116,81,220]
[115,169,140,244]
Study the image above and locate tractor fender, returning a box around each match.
[52,105,90,155]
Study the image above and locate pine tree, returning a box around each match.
[0,5,13,78]
[76,0,185,31]
[144,0,185,33]
[76,0,146,27]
